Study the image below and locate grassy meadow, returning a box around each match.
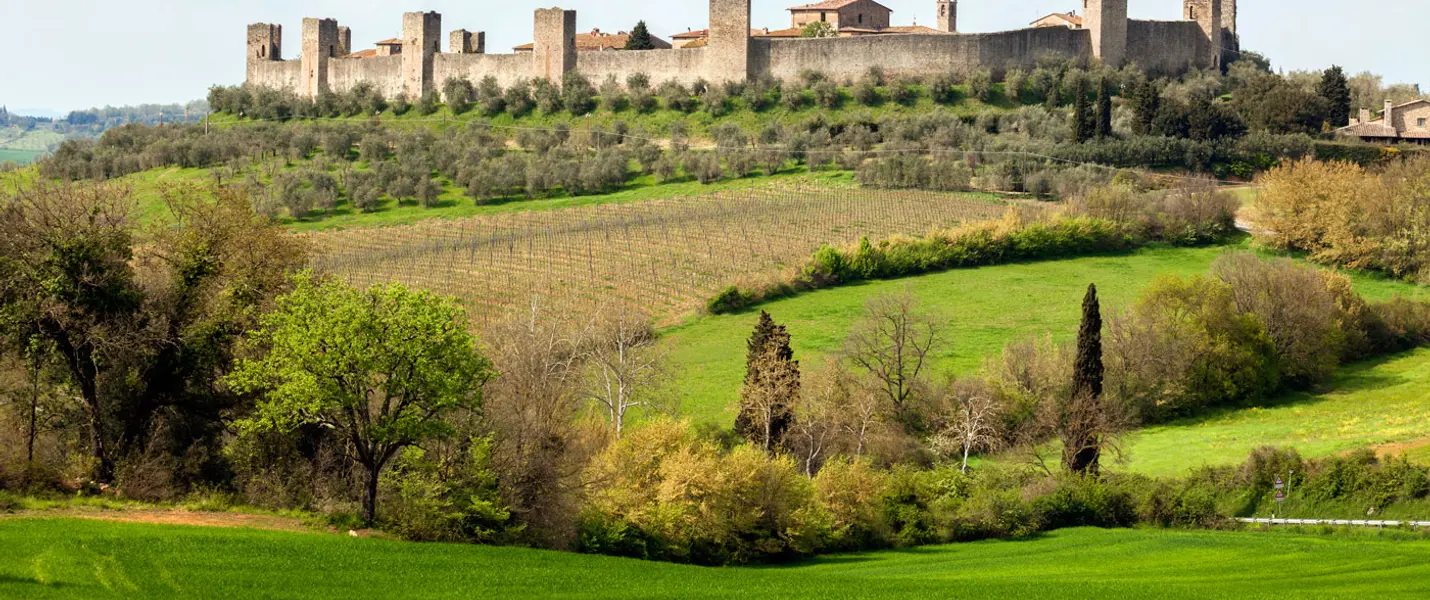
[661,239,1430,425]
[3,518,1429,599]
[1119,348,1430,477]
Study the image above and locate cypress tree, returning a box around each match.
[736,311,798,451]
[1094,77,1113,139]
[1072,78,1094,143]
[1064,283,1104,474]
[1317,65,1352,129]
[1131,79,1161,136]
[625,21,655,50]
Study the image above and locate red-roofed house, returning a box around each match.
[1337,99,1430,143]
[513,28,672,53]
[346,38,403,59]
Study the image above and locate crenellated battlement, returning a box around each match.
[245,0,1234,101]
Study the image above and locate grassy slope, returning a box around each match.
[1121,348,1430,477]
[3,518,1429,599]
[662,240,1429,425]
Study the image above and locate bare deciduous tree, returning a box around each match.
[932,379,1002,473]
[482,302,600,548]
[583,309,670,439]
[842,292,939,426]
[787,359,850,476]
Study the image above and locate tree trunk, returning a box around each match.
[78,371,113,483]
[27,356,39,467]
[363,463,381,526]
[961,440,971,473]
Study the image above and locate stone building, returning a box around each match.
[788,0,891,31]
[245,0,1236,102]
[1338,99,1430,143]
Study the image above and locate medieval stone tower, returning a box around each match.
[1083,0,1128,67]
[708,0,751,84]
[300,18,339,98]
[246,23,282,84]
[1183,0,1223,69]
[937,0,957,33]
[533,8,577,83]
[403,12,443,99]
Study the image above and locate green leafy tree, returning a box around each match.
[0,183,140,482]
[1317,65,1352,129]
[226,275,494,524]
[801,22,836,38]
[625,21,655,50]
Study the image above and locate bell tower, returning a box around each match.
[937,0,957,33]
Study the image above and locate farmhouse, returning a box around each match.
[245,0,1239,102]
[1338,99,1430,143]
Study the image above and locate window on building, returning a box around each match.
[1420,118,1427,128]
[859,14,864,24]
[821,12,827,22]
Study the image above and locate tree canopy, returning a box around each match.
[226,275,494,523]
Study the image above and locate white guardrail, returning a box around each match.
[1239,518,1430,528]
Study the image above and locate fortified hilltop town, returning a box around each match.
[246,0,1239,101]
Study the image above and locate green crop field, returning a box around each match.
[0,148,42,165]
[661,241,1430,425]
[3,518,1429,599]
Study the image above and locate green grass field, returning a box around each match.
[0,148,41,165]
[661,241,1429,425]
[3,518,1428,599]
[1120,348,1430,477]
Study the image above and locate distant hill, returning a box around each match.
[12,107,63,120]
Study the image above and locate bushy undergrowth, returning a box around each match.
[1252,157,1430,284]
[569,420,1430,565]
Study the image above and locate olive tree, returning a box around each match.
[226,275,494,524]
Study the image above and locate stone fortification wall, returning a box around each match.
[1126,20,1206,76]
[433,53,532,90]
[246,1,1227,100]
[249,60,301,93]
[751,27,1088,82]
[576,48,711,86]
[331,56,404,99]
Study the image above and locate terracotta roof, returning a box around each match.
[672,29,708,39]
[513,29,673,52]
[345,49,378,58]
[759,27,806,37]
[789,0,889,11]
[837,25,948,35]
[376,38,402,45]
[1335,99,1430,138]
[1031,12,1082,27]
[683,38,709,48]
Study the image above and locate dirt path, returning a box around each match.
[1,507,324,534]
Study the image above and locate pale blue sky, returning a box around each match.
[3,0,1424,112]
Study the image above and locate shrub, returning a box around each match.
[930,73,962,104]
[968,69,993,102]
[504,80,535,116]
[442,78,475,115]
[476,76,505,115]
[563,72,597,116]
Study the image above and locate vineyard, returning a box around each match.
[309,178,1034,325]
